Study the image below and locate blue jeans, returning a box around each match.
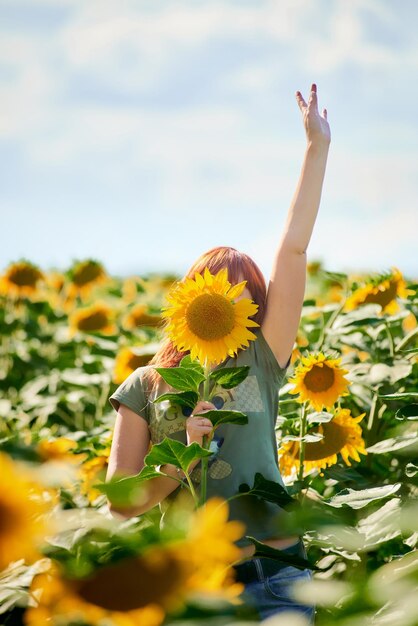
[232,540,316,622]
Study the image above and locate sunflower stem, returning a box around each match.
[383,320,395,358]
[297,403,307,500]
[396,326,418,352]
[198,359,211,507]
[318,299,347,350]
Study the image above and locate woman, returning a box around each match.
[106,83,330,622]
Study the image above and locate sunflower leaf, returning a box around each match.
[144,438,213,473]
[244,536,324,571]
[95,468,157,507]
[154,391,199,409]
[378,392,418,400]
[307,411,334,424]
[154,366,206,391]
[323,483,402,509]
[366,434,418,454]
[395,404,418,421]
[179,355,204,374]
[405,462,418,477]
[237,472,296,509]
[193,409,248,427]
[209,366,250,389]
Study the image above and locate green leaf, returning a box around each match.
[244,536,323,572]
[95,467,158,507]
[238,472,296,509]
[323,483,401,509]
[153,391,198,409]
[179,354,204,374]
[209,366,250,389]
[378,392,418,400]
[144,438,213,474]
[306,411,334,424]
[154,366,206,391]
[405,462,418,478]
[366,434,418,454]
[356,498,402,550]
[193,409,248,427]
[395,404,418,421]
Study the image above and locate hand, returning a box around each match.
[186,401,216,446]
[296,83,331,147]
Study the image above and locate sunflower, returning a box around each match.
[345,267,414,315]
[340,345,370,363]
[287,351,351,411]
[403,311,417,334]
[307,260,323,276]
[113,346,157,384]
[45,271,65,292]
[78,451,110,504]
[36,437,88,465]
[316,284,345,306]
[68,259,108,294]
[122,303,163,331]
[122,277,147,303]
[175,496,246,602]
[161,267,259,366]
[278,408,368,478]
[0,452,54,571]
[25,497,245,626]
[0,260,44,298]
[69,302,117,337]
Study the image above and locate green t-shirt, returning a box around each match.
[109,327,293,548]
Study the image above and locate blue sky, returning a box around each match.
[1,0,417,282]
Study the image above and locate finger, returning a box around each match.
[308,84,318,110]
[295,90,307,111]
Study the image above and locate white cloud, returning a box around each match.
[0,0,417,276]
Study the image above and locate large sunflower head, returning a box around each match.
[278,408,368,478]
[25,496,245,626]
[161,267,259,365]
[0,260,44,298]
[344,267,415,315]
[287,351,351,411]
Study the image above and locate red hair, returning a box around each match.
[144,246,267,392]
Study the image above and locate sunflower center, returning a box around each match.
[0,501,18,533]
[186,293,235,340]
[73,262,103,287]
[304,363,335,393]
[9,267,41,287]
[72,553,183,611]
[76,311,109,331]
[304,422,349,460]
[363,280,398,308]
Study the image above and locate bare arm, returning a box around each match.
[262,83,331,367]
[106,402,213,519]
[106,404,188,518]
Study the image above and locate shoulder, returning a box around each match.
[243,327,291,386]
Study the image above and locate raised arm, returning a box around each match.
[261,83,331,368]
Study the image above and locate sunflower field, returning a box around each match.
[1,257,417,626]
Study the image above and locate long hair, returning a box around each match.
[144,246,268,393]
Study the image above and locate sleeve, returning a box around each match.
[252,327,291,387]
[108,367,150,424]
